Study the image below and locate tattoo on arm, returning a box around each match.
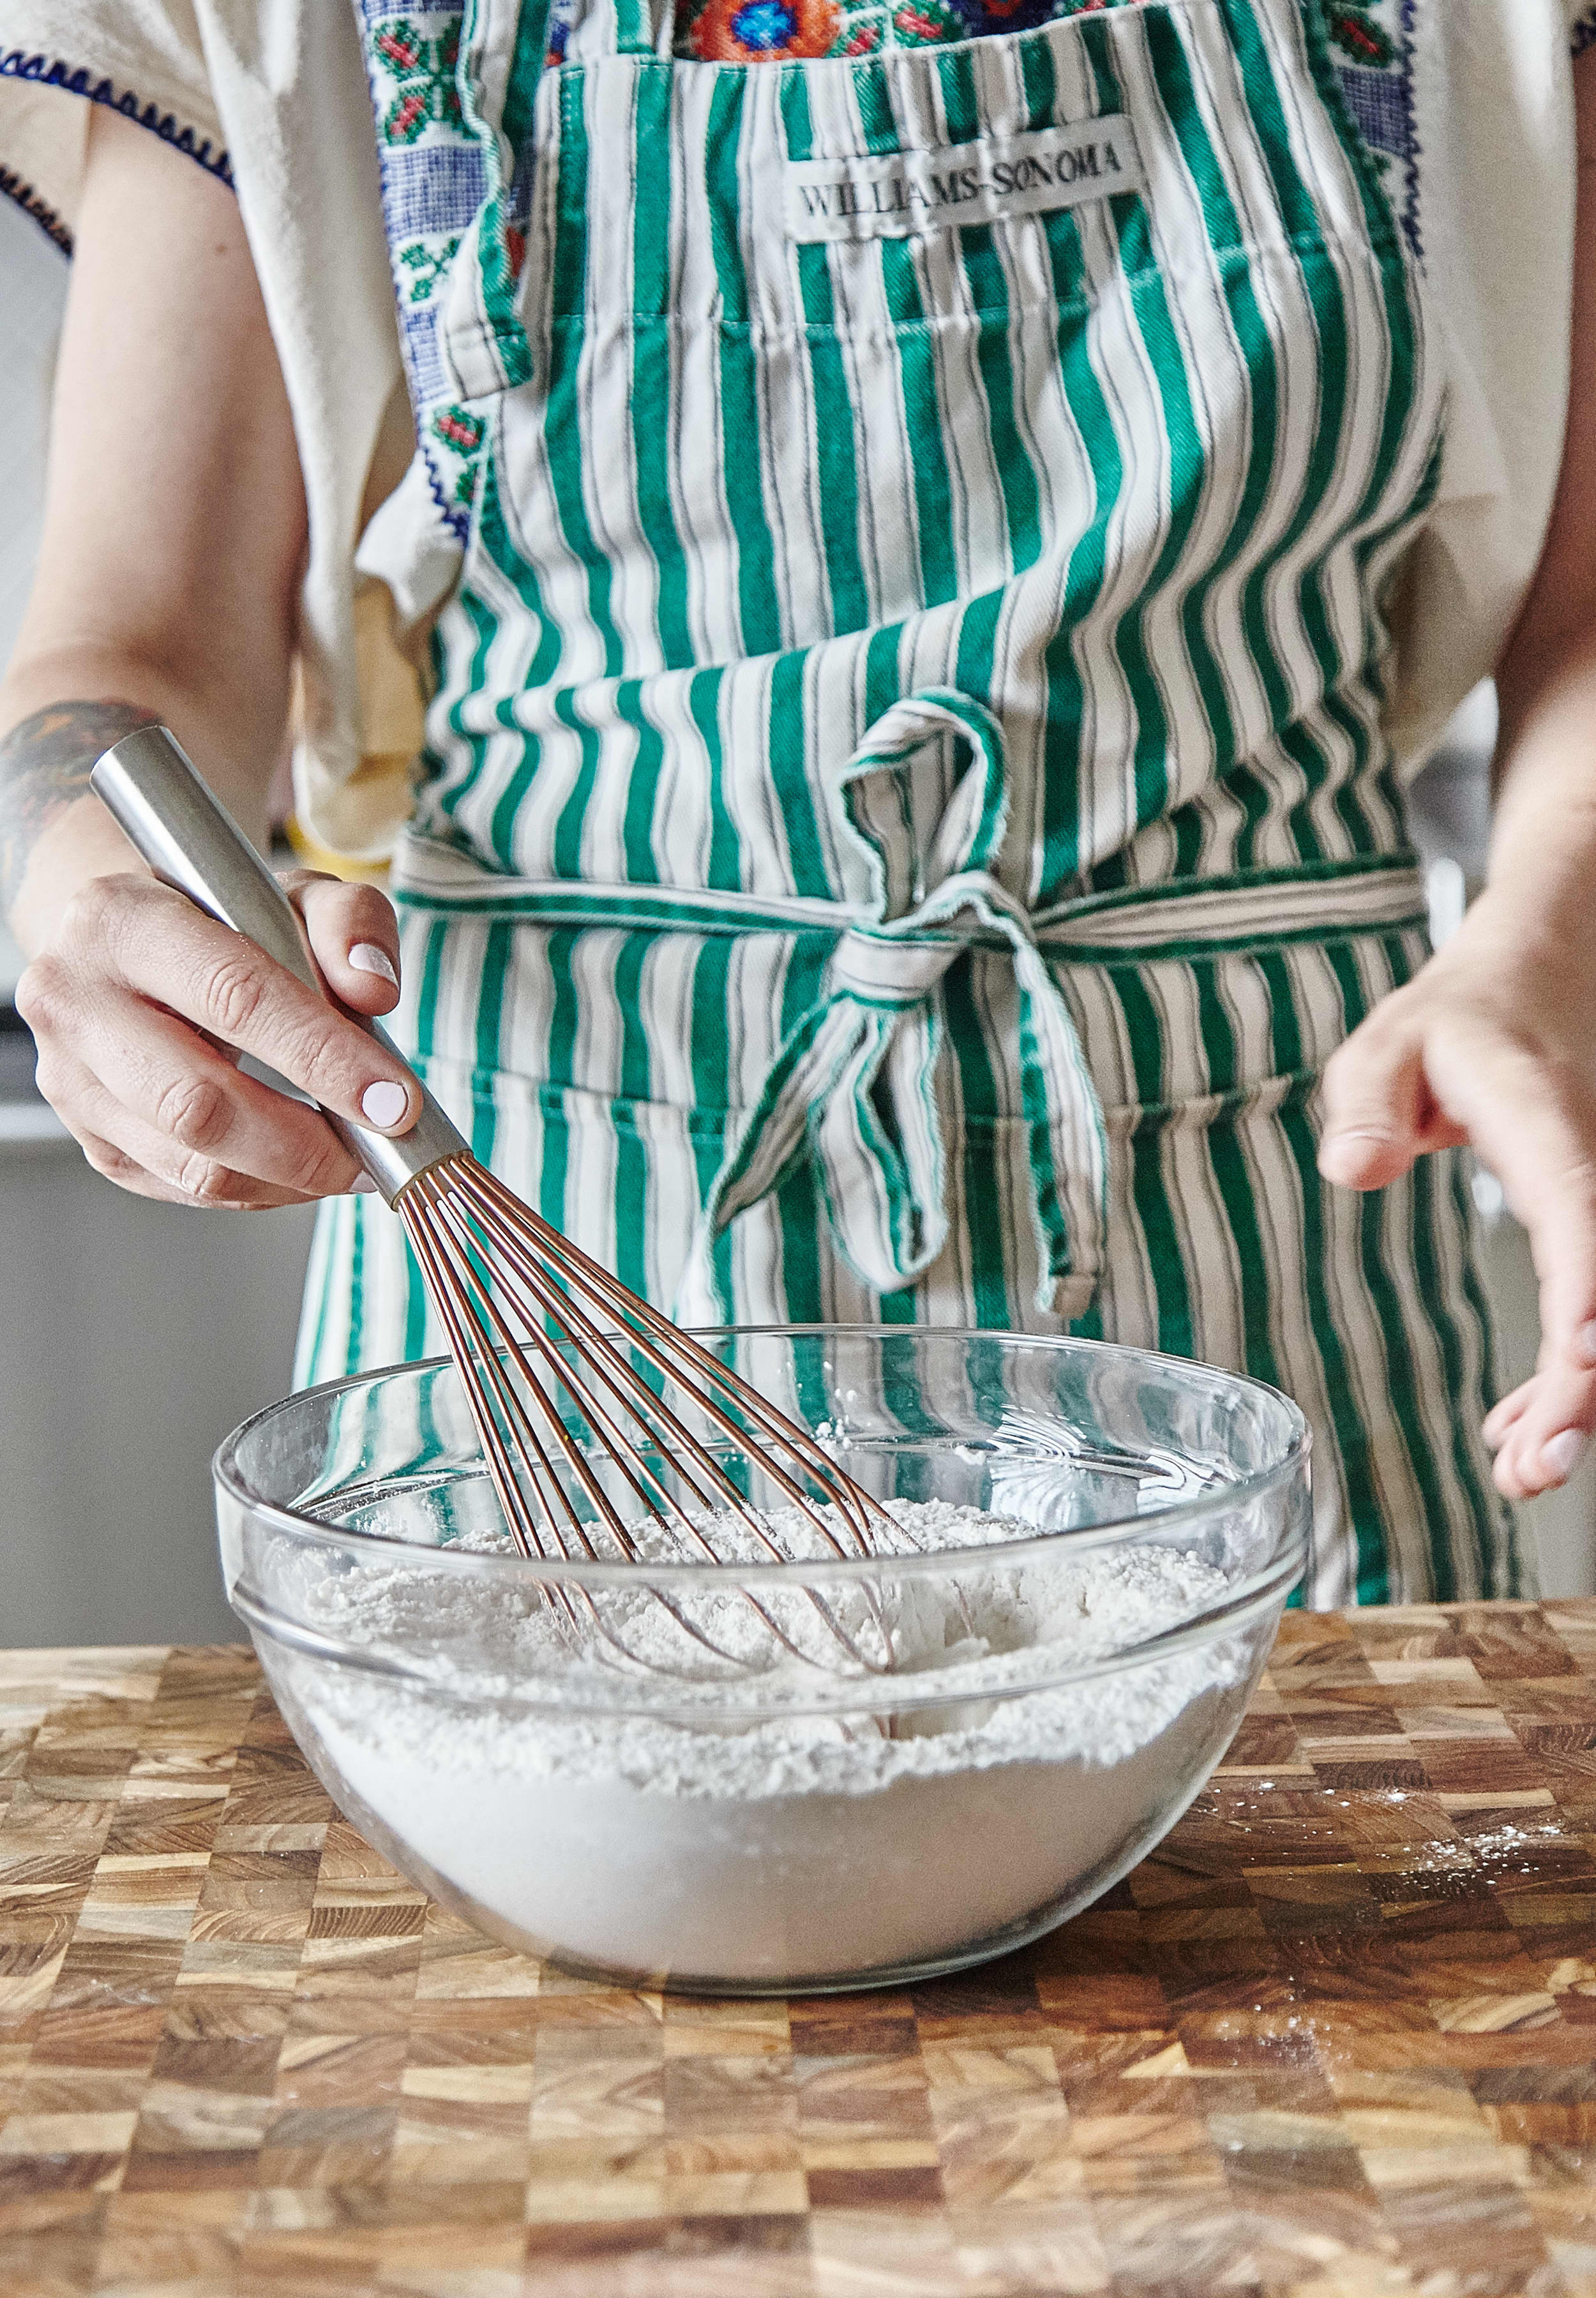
[0,698,154,914]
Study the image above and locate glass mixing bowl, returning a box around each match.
[215,1327,1308,1995]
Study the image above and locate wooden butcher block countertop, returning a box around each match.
[5,1605,1596,2297]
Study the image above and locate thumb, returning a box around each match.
[1318,1005,1463,1190]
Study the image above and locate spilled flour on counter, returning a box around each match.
[271,1503,1260,1984]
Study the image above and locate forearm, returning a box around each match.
[1,100,306,959]
[0,649,285,958]
[1480,52,1596,922]
[1486,627,1596,929]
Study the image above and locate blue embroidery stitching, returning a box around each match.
[0,51,233,194]
[0,161,73,253]
[1329,0,1422,262]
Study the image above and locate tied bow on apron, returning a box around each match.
[705,693,1109,1316]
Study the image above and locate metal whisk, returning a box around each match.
[93,726,898,1676]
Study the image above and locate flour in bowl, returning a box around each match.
[263,1501,1265,1986]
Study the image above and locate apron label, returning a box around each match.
[785,117,1143,244]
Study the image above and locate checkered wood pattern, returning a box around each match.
[5,1608,1596,2295]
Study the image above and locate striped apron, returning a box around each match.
[301,0,1524,1607]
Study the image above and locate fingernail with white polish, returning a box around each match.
[1541,1429,1588,1483]
[352,1174,379,1194]
[1318,1132,1381,1181]
[349,943,398,986]
[361,1080,410,1129]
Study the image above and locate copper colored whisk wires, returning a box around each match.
[91,723,905,1683]
[396,1160,901,1675]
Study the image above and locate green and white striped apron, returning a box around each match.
[301,0,1524,1607]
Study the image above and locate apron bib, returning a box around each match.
[306,0,1522,1605]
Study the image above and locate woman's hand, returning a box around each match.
[15,837,419,1210]
[1319,886,1596,1501]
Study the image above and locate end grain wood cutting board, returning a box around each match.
[4,1604,1596,2295]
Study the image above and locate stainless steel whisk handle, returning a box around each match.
[91,723,468,1204]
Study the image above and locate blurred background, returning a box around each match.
[2,192,1590,1645]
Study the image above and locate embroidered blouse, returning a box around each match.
[0,0,1592,858]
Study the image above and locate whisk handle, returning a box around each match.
[91,723,469,1203]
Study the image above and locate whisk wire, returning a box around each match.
[458,1164,895,1556]
[406,1171,893,1676]
[465,1208,802,1540]
[405,1193,737,1671]
[402,1201,595,1649]
[426,1185,682,1542]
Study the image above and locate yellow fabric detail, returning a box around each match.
[290,581,424,867]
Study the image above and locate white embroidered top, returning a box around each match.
[1,0,1592,856]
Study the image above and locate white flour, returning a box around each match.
[271,1502,1258,1985]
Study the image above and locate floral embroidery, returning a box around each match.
[829,0,968,52]
[430,403,488,507]
[398,233,462,303]
[676,0,1153,59]
[1326,6,1394,69]
[886,0,965,43]
[354,0,486,542]
[1575,7,1596,57]
[370,16,465,144]
[434,405,485,453]
[689,0,841,63]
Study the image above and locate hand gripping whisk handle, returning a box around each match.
[91,723,469,1204]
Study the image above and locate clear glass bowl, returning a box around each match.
[215,1326,1309,1995]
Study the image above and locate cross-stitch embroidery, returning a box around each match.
[1327,6,1395,69]
[352,1,487,543]
[430,403,488,509]
[399,234,462,304]
[371,17,465,144]
[1322,0,1420,257]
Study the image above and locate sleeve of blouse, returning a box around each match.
[3,1,416,867]
[0,3,228,253]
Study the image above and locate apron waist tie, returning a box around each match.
[701,689,1107,1308]
[705,858,1106,1309]
[391,690,1429,1315]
